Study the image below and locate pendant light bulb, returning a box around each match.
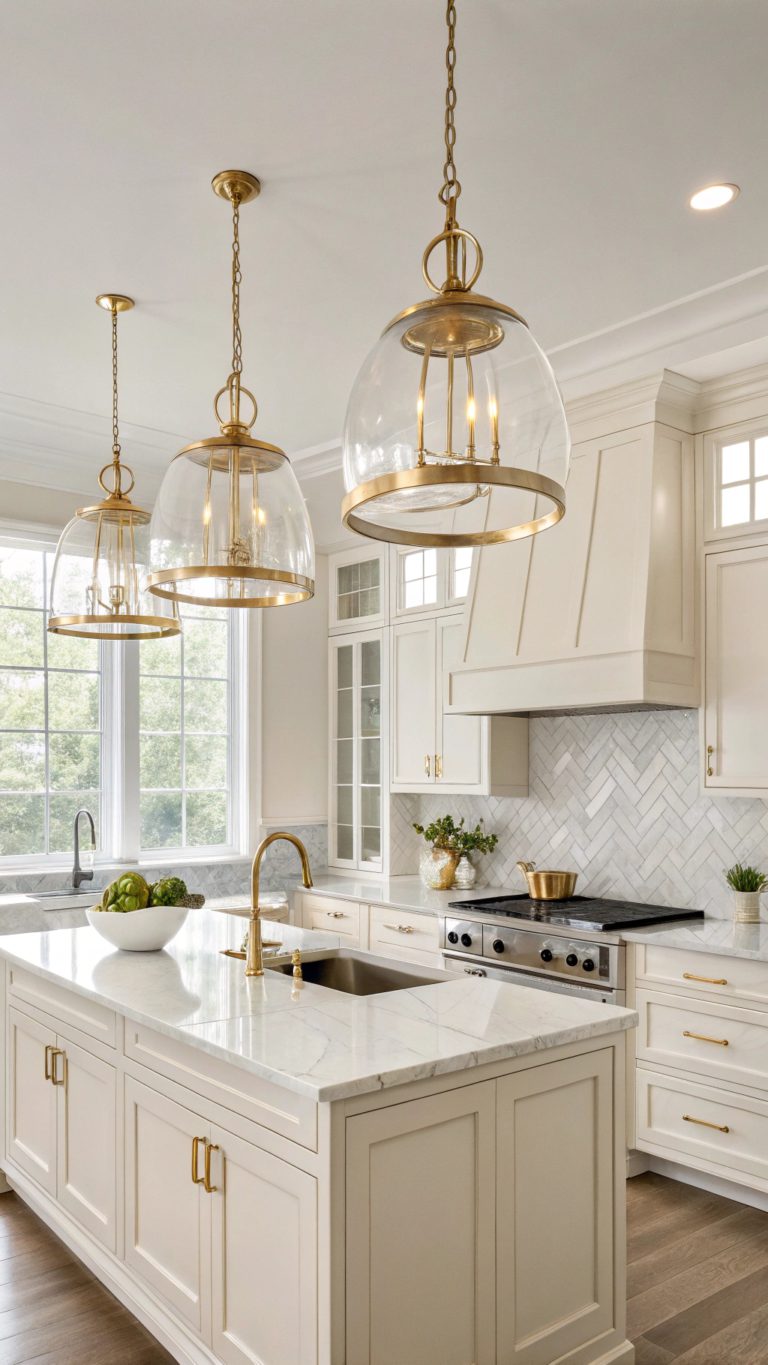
[341,0,570,547]
[146,171,315,608]
[48,297,180,640]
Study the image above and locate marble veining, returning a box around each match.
[0,909,635,1102]
[622,918,768,962]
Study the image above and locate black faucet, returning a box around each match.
[72,808,96,889]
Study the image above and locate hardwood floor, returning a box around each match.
[0,1192,173,1364]
[628,1172,768,1364]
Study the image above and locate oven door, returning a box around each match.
[443,954,625,1006]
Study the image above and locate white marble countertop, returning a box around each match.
[0,908,635,1103]
[296,873,506,915]
[622,917,768,961]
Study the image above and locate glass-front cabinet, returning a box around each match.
[329,546,387,632]
[330,630,387,870]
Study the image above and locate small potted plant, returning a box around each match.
[453,822,499,889]
[413,815,498,890]
[724,863,767,923]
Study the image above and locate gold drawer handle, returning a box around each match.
[683,972,728,986]
[683,1030,729,1047]
[435,753,443,779]
[204,1142,220,1194]
[44,1043,54,1081]
[682,1113,730,1134]
[191,1135,206,1185]
[384,923,415,934]
[327,910,346,919]
[424,754,431,778]
[706,744,714,778]
[50,1048,67,1087]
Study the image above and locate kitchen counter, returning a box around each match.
[297,871,514,915]
[0,907,635,1103]
[622,916,768,961]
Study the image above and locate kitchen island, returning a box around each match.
[0,909,636,1365]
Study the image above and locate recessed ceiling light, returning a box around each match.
[689,183,740,211]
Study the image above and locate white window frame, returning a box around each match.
[390,546,474,618]
[0,525,252,872]
[704,421,768,544]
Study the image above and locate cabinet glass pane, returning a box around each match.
[337,739,353,783]
[361,827,381,861]
[337,645,353,689]
[721,442,750,484]
[361,787,380,825]
[721,484,750,527]
[336,559,380,620]
[336,825,354,860]
[361,737,380,784]
[337,785,353,824]
[360,639,380,686]
[337,687,353,738]
[361,686,380,737]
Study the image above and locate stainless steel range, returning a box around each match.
[440,895,704,1005]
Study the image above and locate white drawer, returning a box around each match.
[636,1066,768,1187]
[636,988,768,1093]
[634,942,768,1009]
[302,895,361,941]
[124,1022,317,1151]
[369,906,440,958]
[7,964,116,1048]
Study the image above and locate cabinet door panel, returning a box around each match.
[57,1035,116,1251]
[437,616,483,787]
[497,1049,615,1364]
[391,619,436,788]
[7,1007,57,1194]
[346,1082,495,1365]
[124,1077,210,1337]
[705,546,768,790]
[211,1125,317,1365]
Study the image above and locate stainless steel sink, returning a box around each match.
[266,949,450,996]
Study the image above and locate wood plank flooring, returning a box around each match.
[628,1172,768,1363]
[0,1193,173,1363]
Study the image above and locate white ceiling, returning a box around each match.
[1,0,767,536]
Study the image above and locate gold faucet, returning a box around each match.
[245,832,313,977]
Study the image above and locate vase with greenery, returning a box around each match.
[725,864,767,923]
[413,816,498,891]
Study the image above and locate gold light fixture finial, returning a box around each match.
[340,0,571,548]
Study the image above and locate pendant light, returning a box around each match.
[48,296,180,640]
[341,1,570,548]
[147,171,315,607]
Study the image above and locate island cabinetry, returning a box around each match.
[125,1075,318,1365]
[345,1044,624,1365]
[7,1005,117,1251]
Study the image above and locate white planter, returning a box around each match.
[453,855,477,890]
[731,890,762,924]
[86,904,189,951]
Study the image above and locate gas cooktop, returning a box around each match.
[447,894,705,933]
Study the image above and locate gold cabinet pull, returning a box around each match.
[204,1142,220,1193]
[44,1043,54,1082]
[327,910,346,919]
[50,1048,66,1087]
[683,972,728,986]
[683,1029,729,1047]
[706,744,714,778]
[435,753,443,779]
[424,754,431,778]
[682,1113,730,1134]
[191,1135,206,1185]
[384,923,415,934]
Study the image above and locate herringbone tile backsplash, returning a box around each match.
[407,709,768,919]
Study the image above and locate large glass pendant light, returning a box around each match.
[341,1,570,548]
[147,171,315,607]
[48,296,180,640]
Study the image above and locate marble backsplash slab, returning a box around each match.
[403,709,768,921]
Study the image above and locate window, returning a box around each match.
[139,606,232,852]
[0,535,243,866]
[717,434,768,529]
[450,547,473,601]
[0,543,103,857]
[400,549,438,611]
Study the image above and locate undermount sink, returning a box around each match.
[266,949,450,996]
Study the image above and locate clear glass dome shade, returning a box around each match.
[342,297,570,546]
[147,437,315,607]
[48,503,179,639]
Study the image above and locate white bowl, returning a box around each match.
[86,904,189,952]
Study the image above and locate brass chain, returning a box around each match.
[439,0,461,213]
[110,305,120,456]
[231,193,243,376]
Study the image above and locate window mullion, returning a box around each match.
[119,640,140,861]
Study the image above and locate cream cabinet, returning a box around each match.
[329,630,386,871]
[390,615,528,795]
[704,543,768,794]
[7,1006,116,1250]
[125,1076,318,1365]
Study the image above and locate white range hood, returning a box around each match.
[448,372,699,716]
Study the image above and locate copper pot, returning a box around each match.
[516,860,578,901]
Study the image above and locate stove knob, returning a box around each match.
[565,952,578,967]
[492,939,505,954]
[582,958,596,972]
[447,931,459,945]
[460,932,473,948]
[540,948,554,962]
